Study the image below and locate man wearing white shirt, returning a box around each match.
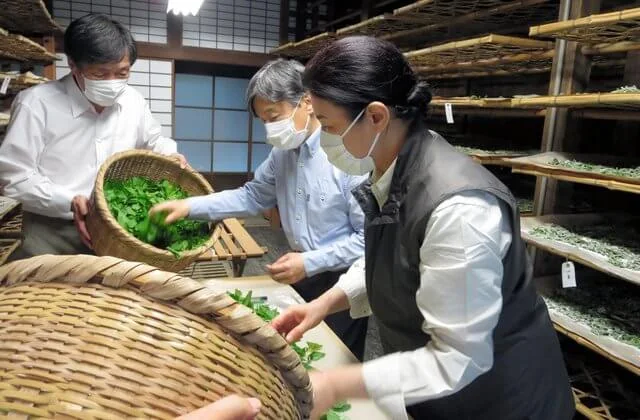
[0,14,184,259]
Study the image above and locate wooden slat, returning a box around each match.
[219,226,244,258]
[222,218,265,257]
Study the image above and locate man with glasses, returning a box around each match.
[0,14,185,258]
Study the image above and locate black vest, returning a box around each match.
[352,123,574,420]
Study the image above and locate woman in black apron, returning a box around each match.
[273,36,574,420]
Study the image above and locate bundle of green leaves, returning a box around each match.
[104,177,210,257]
[227,289,351,419]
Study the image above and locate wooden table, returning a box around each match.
[203,275,390,420]
[195,218,266,276]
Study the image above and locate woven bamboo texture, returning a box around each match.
[530,7,640,44]
[522,214,640,287]
[405,34,553,67]
[0,255,312,419]
[415,48,555,74]
[86,150,219,273]
[335,14,420,38]
[270,32,336,58]
[509,152,640,194]
[271,0,557,57]
[510,92,640,110]
[424,66,552,79]
[0,238,20,266]
[384,0,558,47]
[0,196,20,222]
[562,339,640,419]
[0,27,57,63]
[0,0,62,35]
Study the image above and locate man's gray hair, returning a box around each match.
[246,58,306,117]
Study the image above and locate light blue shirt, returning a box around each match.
[187,128,366,277]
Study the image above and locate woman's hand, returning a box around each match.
[176,395,261,420]
[271,300,328,343]
[149,199,190,224]
[310,371,338,420]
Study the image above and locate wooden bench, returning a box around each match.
[195,218,266,277]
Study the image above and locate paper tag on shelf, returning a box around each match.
[0,77,10,95]
[561,261,576,288]
[445,103,454,124]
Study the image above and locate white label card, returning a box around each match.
[445,103,454,124]
[0,77,10,95]
[561,261,577,288]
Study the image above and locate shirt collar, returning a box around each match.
[64,74,94,118]
[371,159,397,209]
[301,127,322,157]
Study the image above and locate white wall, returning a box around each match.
[56,54,174,138]
[182,0,280,53]
[52,0,168,44]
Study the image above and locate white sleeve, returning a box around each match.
[362,192,512,419]
[140,100,177,155]
[334,256,370,318]
[0,100,75,218]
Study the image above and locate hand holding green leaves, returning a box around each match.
[149,199,191,224]
[104,177,209,257]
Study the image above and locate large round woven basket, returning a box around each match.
[0,255,312,419]
[86,150,218,272]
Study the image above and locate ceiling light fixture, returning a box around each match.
[167,0,204,16]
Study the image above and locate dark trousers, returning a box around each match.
[293,269,368,361]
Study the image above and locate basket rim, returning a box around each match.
[0,254,313,418]
[93,149,217,260]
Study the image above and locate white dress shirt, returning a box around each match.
[0,74,176,220]
[336,160,513,420]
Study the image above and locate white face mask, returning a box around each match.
[81,76,128,107]
[264,99,309,150]
[320,109,381,176]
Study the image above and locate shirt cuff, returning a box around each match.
[363,354,409,420]
[186,194,216,220]
[51,186,76,219]
[153,138,178,155]
[302,249,327,277]
[335,263,371,319]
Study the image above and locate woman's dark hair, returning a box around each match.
[303,36,431,121]
[64,14,137,68]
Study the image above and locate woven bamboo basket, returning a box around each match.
[0,255,312,419]
[86,150,218,272]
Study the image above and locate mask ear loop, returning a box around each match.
[291,95,311,135]
[341,108,366,138]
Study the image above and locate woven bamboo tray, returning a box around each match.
[405,34,552,67]
[270,32,336,58]
[0,27,57,63]
[0,71,49,96]
[536,274,640,377]
[0,255,312,419]
[454,146,531,166]
[509,151,640,194]
[521,214,640,287]
[530,7,640,44]
[86,150,219,272]
[0,238,20,266]
[0,0,62,35]
[384,0,558,47]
